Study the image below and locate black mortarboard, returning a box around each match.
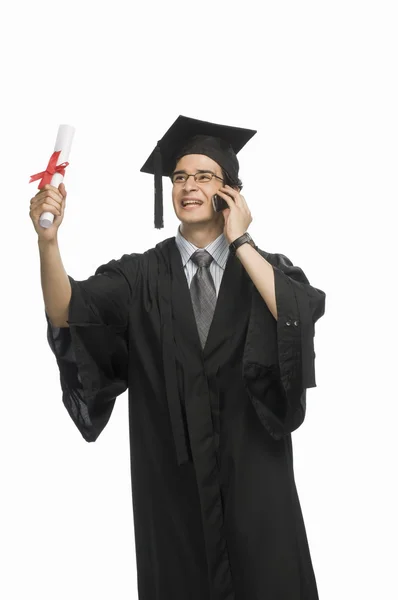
[140,115,257,229]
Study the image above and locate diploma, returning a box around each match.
[29,124,75,229]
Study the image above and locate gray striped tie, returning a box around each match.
[189,249,216,349]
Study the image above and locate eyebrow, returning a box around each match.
[172,169,215,175]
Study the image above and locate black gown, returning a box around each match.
[45,236,326,600]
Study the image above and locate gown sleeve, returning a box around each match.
[243,250,326,440]
[272,252,326,390]
[45,253,140,442]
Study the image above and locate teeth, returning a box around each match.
[183,202,201,206]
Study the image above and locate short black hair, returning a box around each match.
[221,167,243,192]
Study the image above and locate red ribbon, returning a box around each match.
[29,150,69,189]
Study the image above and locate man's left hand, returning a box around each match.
[217,185,253,244]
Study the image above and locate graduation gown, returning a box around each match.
[45,236,326,600]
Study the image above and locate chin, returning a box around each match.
[174,204,222,226]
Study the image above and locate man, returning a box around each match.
[37,116,326,599]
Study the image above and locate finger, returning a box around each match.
[31,193,62,212]
[37,194,62,212]
[218,186,243,207]
[219,186,239,197]
[42,203,62,217]
[44,188,64,204]
[43,184,60,193]
[43,190,63,207]
[216,189,236,207]
[43,184,64,202]
[239,194,249,210]
[33,188,62,204]
[32,200,61,217]
[222,186,249,212]
[59,183,67,198]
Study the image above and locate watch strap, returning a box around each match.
[229,233,256,255]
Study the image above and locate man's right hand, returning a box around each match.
[30,182,67,243]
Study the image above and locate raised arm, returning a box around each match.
[39,238,71,327]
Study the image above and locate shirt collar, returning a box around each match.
[175,225,230,270]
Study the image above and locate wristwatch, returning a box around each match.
[229,232,256,256]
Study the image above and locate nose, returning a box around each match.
[182,175,199,192]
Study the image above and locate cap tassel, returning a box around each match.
[154,143,164,229]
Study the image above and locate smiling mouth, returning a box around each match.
[182,203,203,210]
[181,201,203,207]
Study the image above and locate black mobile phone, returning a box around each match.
[212,193,234,212]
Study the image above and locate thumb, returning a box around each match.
[59,182,67,198]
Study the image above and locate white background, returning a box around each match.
[1,0,396,598]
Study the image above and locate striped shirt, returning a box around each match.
[175,225,230,297]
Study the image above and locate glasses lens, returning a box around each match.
[195,172,213,183]
[172,173,187,184]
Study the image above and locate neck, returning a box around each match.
[179,221,224,248]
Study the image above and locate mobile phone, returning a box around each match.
[212,193,234,212]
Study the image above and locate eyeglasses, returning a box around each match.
[171,171,224,185]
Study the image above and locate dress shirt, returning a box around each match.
[174,225,230,298]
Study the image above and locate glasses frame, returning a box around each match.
[171,170,224,185]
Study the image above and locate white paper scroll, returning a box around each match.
[39,124,75,229]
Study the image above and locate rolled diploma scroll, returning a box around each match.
[39,124,75,229]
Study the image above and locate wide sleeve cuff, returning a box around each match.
[243,251,326,440]
[273,255,326,392]
[45,275,129,441]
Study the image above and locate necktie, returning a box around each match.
[189,249,217,349]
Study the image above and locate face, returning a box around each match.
[171,154,225,227]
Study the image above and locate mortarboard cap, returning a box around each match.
[140,115,257,229]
